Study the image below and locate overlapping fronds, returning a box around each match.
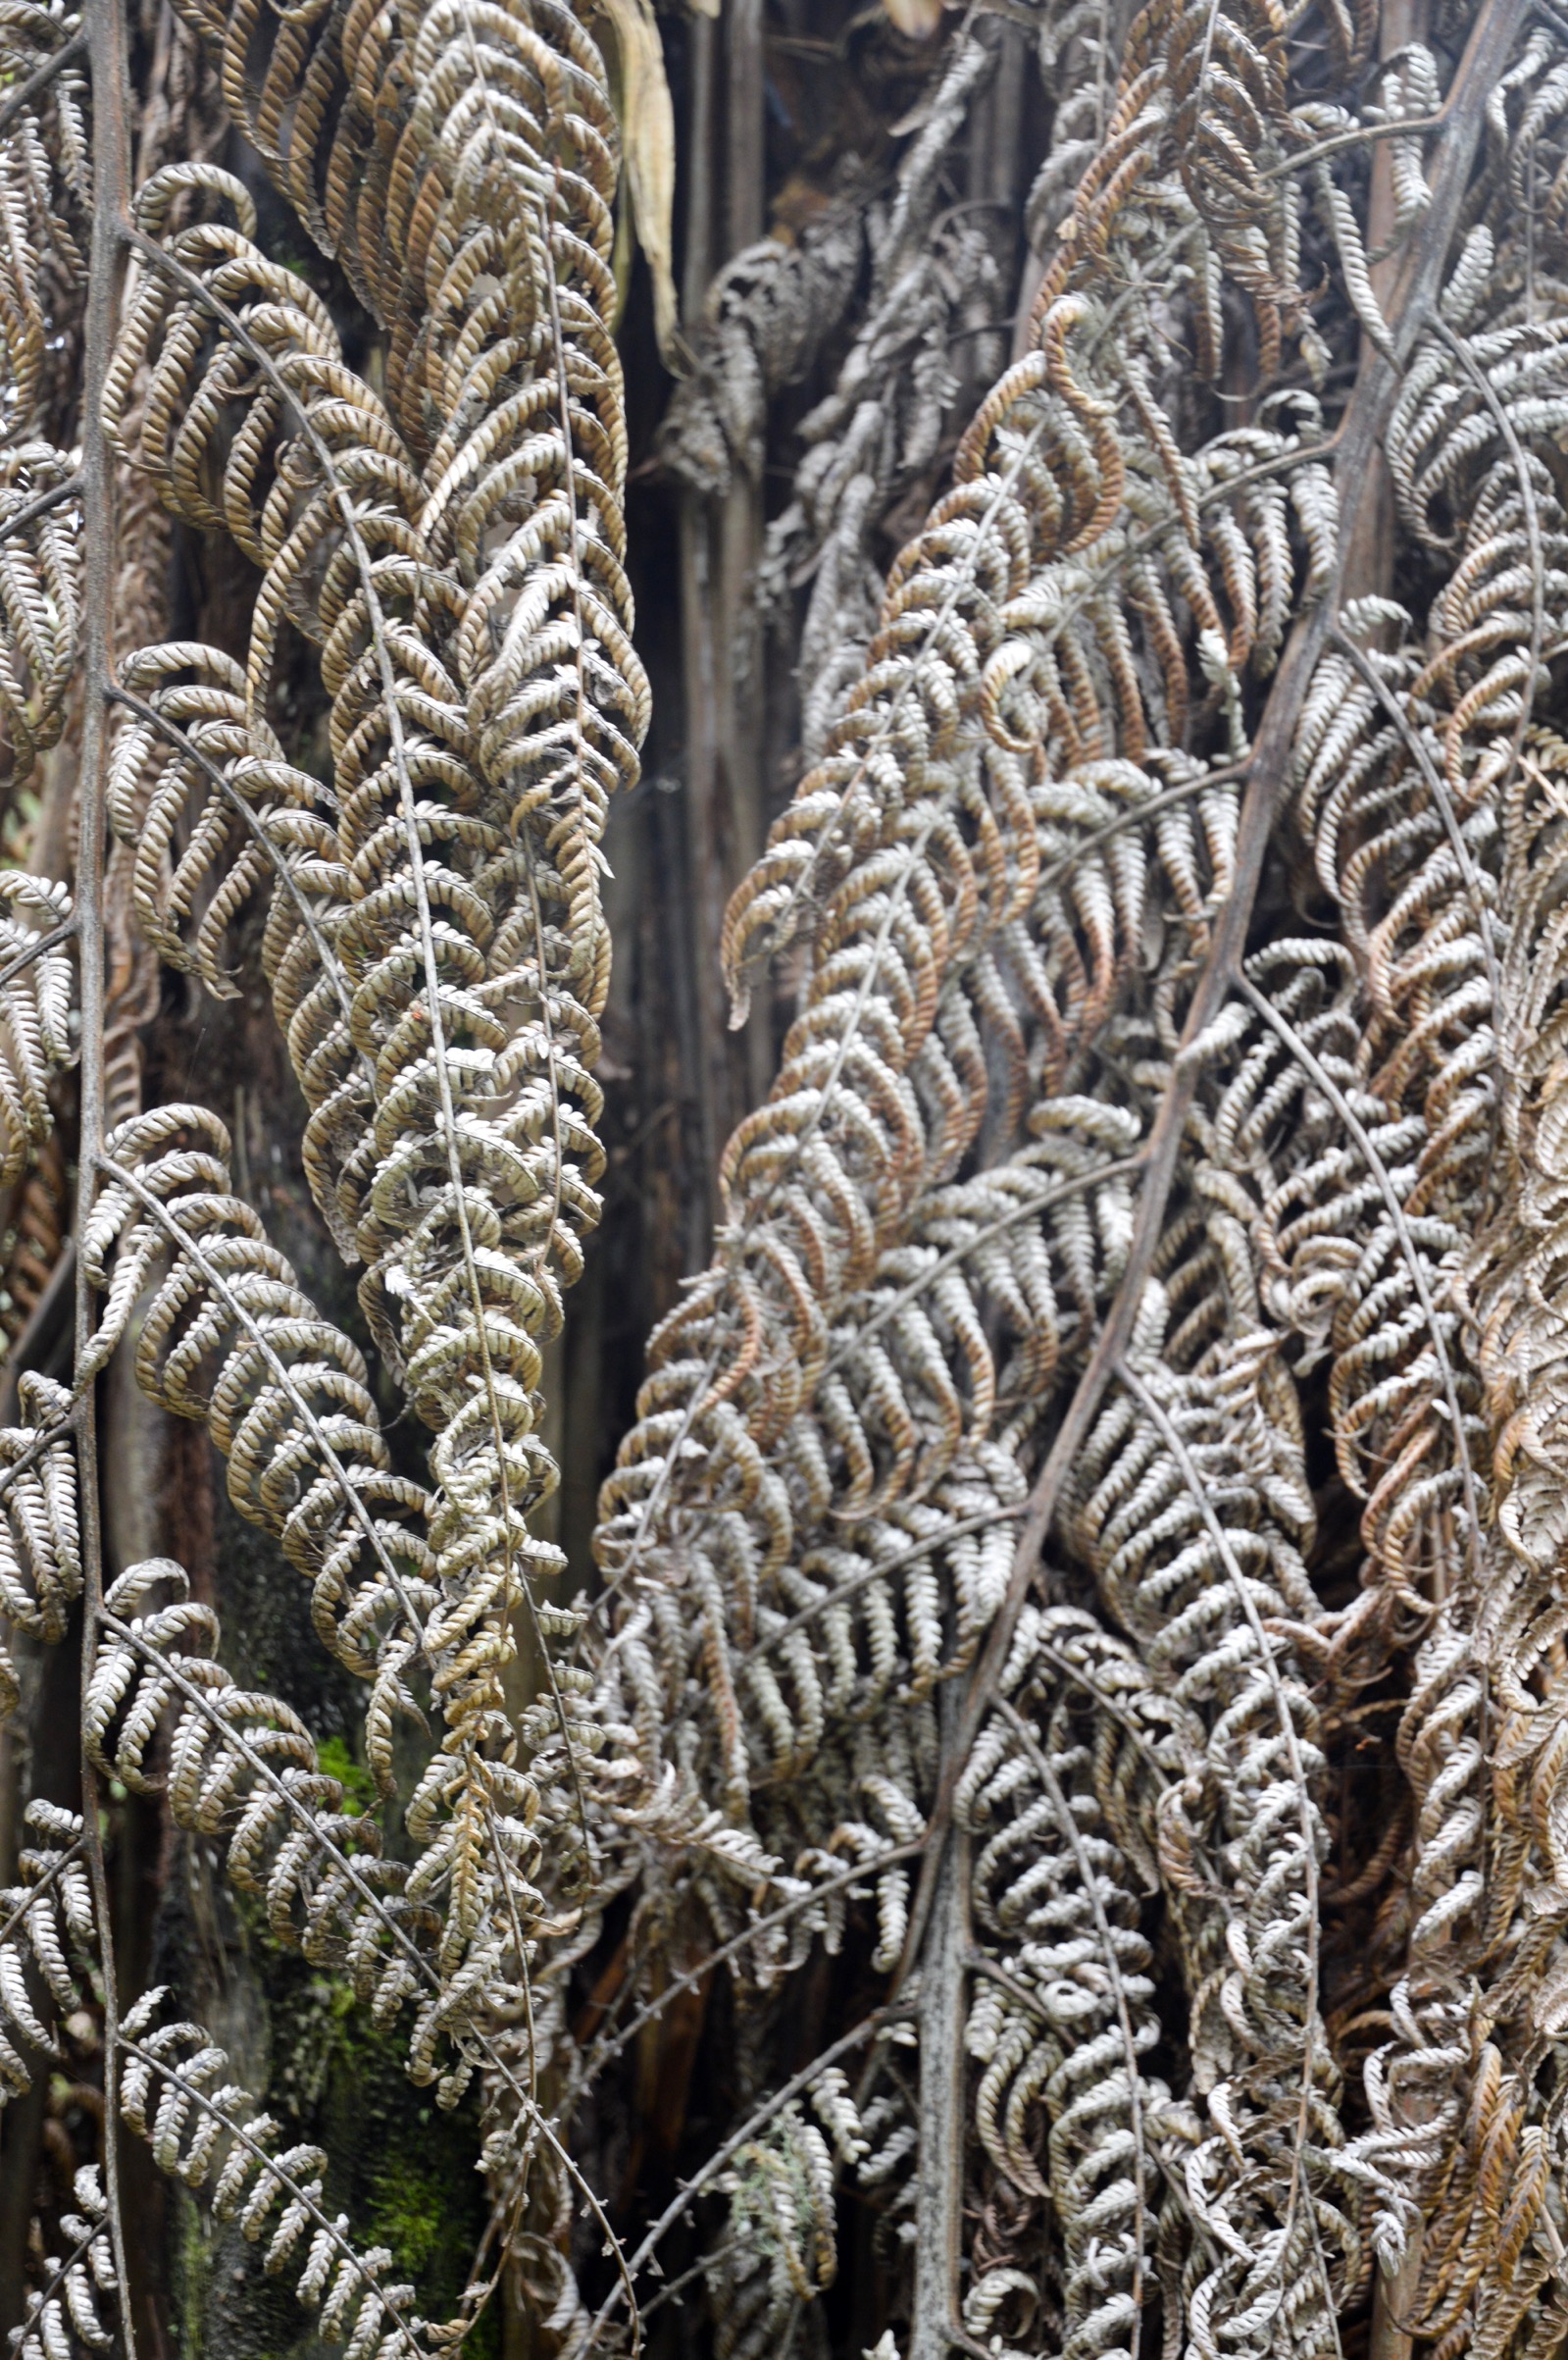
[590,7,1341,1893]
[568,1,1568,2356]
[98,118,645,1969]
[0,0,651,2335]
[12,0,1568,2352]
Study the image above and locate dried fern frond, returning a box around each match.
[104,637,365,1255]
[703,2110,838,2360]
[0,1798,91,2103]
[659,191,867,503]
[0,443,81,792]
[1062,1330,1365,2347]
[754,26,1013,764]
[87,1558,457,2065]
[0,0,88,436]
[81,1101,435,1726]
[103,150,635,1961]
[118,1985,446,2354]
[956,1625,1180,2360]
[0,867,76,1186]
[152,0,650,993]
[90,1558,602,2135]
[0,1367,77,1718]
[12,2166,119,2360]
[1268,159,1568,2320]
[106,641,322,1002]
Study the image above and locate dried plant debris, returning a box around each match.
[4,0,1568,2354]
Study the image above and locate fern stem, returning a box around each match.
[74,0,133,2341]
[908,1809,970,2360]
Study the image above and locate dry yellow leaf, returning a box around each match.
[596,0,681,363]
[880,0,943,36]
